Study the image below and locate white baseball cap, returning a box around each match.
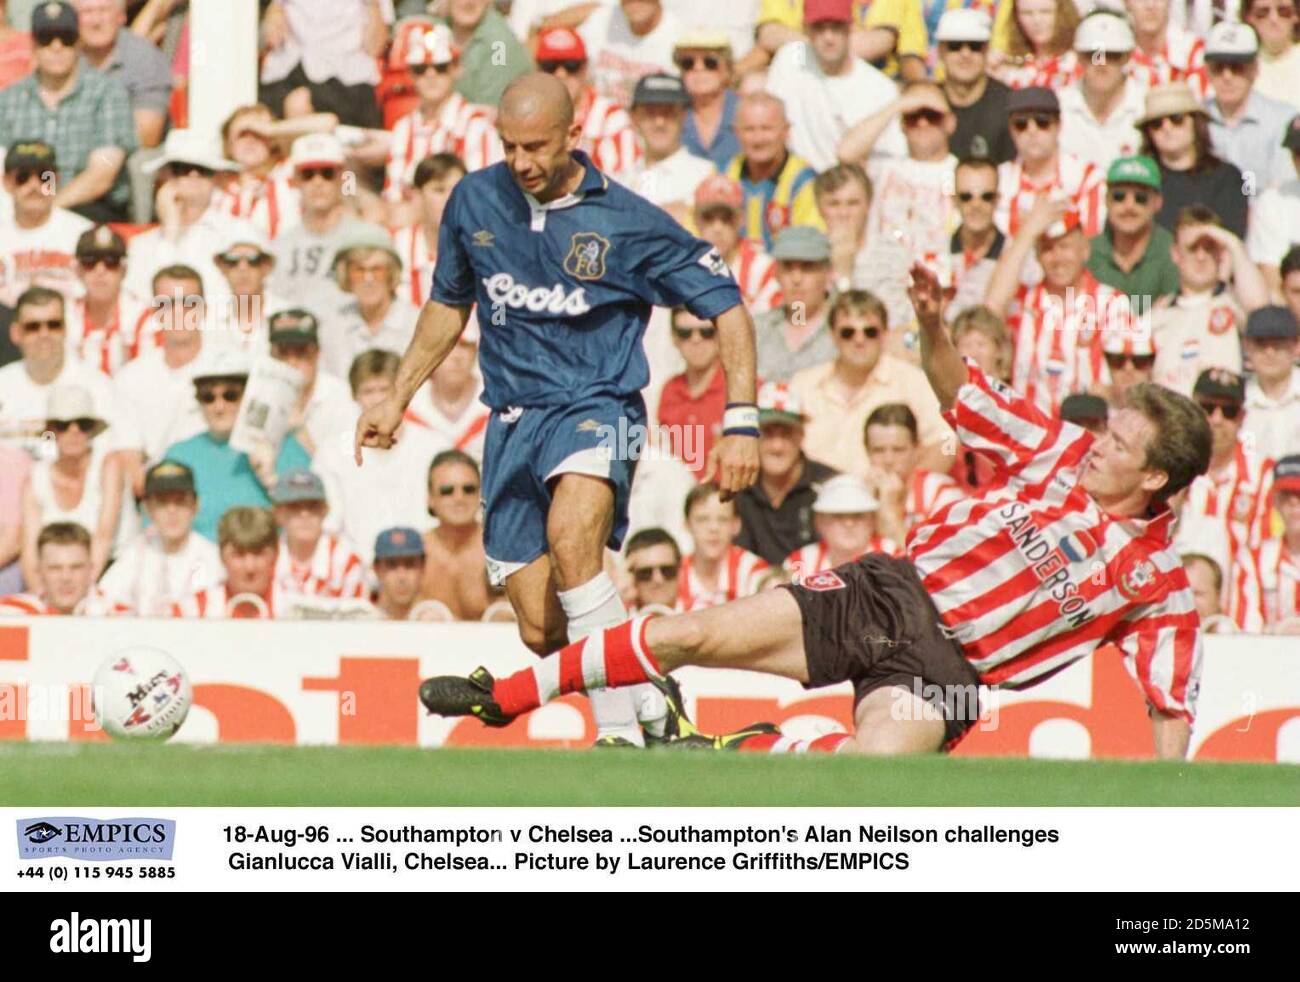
[1073,12,1136,54]
[191,347,252,384]
[813,475,879,514]
[934,8,992,43]
[289,133,346,171]
[1205,20,1259,62]
[407,23,457,66]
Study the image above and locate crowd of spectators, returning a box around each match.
[2,0,1299,634]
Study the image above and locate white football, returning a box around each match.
[92,647,192,741]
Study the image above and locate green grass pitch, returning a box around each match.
[1,743,1296,806]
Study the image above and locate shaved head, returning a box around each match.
[499,72,575,131]
[497,72,584,202]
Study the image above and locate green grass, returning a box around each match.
[1,743,1296,806]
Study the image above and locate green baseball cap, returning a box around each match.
[1106,155,1162,192]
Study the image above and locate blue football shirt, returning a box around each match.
[431,150,743,409]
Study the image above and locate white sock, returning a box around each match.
[559,573,644,746]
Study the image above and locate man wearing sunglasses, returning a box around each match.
[1086,154,1180,303]
[212,233,287,356]
[0,140,92,308]
[126,129,254,302]
[1058,12,1146,173]
[162,348,311,543]
[996,86,1106,243]
[622,527,680,613]
[658,307,725,478]
[382,24,500,211]
[1098,319,1158,405]
[1150,206,1261,397]
[1204,20,1299,195]
[419,449,489,621]
[68,224,150,376]
[1244,0,1300,111]
[1178,368,1275,569]
[532,27,640,184]
[947,157,1005,318]
[1239,305,1300,462]
[675,32,741,172]
[0,2,134,222]
[765,0,901,173]
[0,285,132,460]
[936,8,1015,166]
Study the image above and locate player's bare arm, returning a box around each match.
[353,300,471,463]
[908,262,966,414]
[704,303,761,501]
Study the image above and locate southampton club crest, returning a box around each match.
[564,232,610,281]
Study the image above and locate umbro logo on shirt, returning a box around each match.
[472,230,495,247]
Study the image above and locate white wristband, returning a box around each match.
[723,405,760,433]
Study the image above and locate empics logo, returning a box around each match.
[17,817,176,861]
[49,912,152,963]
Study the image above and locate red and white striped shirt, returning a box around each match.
[384,94,501,202]
[783,537,901,582]
[67,294,152,377]
[576,86,641,182]
[217,163,299,241]
[993,50,1081,91]
[274,534,368,600]
[404,382,490,462]
[1009,272,1129,416]
[995,153,1106,239]
[392,222,437,308]
[1181,442,1275,564]
[905,468,966,534]
[0,590,132,617]
[1128,27,1208,100]
[907,362,1202,718]
[676,545,768,612]
[170,584,288,620]
[730,238,780,315]
[1229,538,1300,632]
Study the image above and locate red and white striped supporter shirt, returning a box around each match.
[784,537,901,582]
[906,468,966,534]
[677,545,768,612]
[995,154,1106,239]
[1181,442,1274,563]
[392,223,437,308]
[384,94,501,202]
[404,383,490,462]
[170,584,289,620]
[730,238,781,315]
[1128,27,1208,100]
[218,163,299,241]
[576,86,641,182]
[1229,539,1300,632]
[0,590,132,617]
[993,50,1081,90]
[1009,272,1130,415]
[274,534,368,600]
[907,362,1202,719]
[67,295,152,377]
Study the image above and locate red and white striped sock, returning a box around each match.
[492,614,663,718]
[738,732,852,754]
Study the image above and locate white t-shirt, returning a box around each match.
[1242,368,1300,464]
[315,415,449,564]
[125,207,263,303]
[0,357,138,457]
[112,346,208,460]
[866,154,959,260]
[580,4,685,107]
[301,371,356,463]
[627,146,716,209]
[0,208,93,306]
[269,217,385,314]
[1057,78,1146,174]
[260,0,394,87]
[97,527,223,617]
[765,41,903,172]
[1245,180,1300,267]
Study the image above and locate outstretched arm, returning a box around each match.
[908,263,965,414]
[706,303,761,501]
[354,301,471,462]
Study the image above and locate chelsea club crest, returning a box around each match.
[564,232,610,281]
